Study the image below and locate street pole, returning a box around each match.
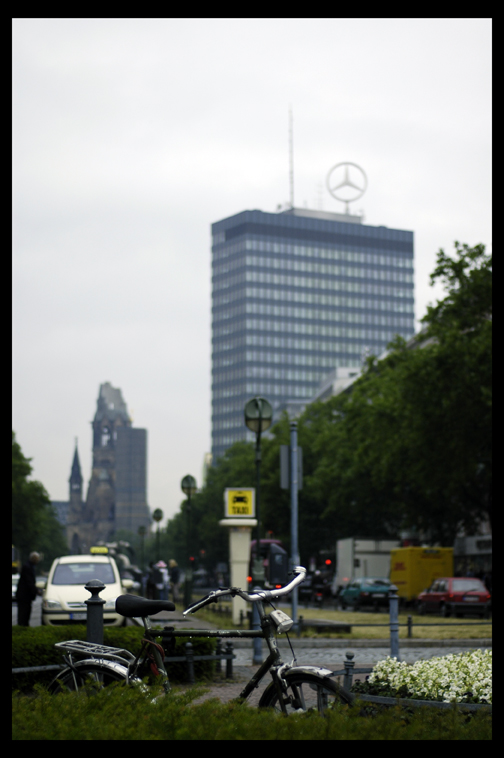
[290,421,300,630]
[255,406,262,569]
[181,475,197,608]
[244,397,272,590]
[185,490,192,607]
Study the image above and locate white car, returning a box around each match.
[40,550,133,627]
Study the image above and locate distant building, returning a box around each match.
[211,206,415,460]
[56,383,151,553]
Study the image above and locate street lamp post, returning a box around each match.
[244,397,273,585]
[152,509,163,561]
[181,474,197,607]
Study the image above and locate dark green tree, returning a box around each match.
[12,431,68,568]
[309,241,491,544]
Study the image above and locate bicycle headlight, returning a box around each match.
[269,609,294,633]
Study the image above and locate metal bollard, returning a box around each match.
[297,614,303,638]
[407,614,413,638]
[251,587,263,665]
[185,641,195,684]
[215,638,222,674]
[389,584,400,660]
[85,579,106,644]
[344,651,355,691]
[225,640,234,679]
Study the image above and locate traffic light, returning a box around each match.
[268,543,289,586]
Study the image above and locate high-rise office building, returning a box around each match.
[211,207,414,461]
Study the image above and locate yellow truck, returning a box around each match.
[390,547,454,604]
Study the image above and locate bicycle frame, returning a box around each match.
[159,596,296,708]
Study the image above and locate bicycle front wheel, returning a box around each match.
[49,660,132,694]
[258,672,353,715]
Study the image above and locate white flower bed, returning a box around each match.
[368,649,492,704]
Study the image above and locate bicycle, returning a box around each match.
[49,566,354,714]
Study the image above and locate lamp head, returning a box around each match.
[244,397,273,433]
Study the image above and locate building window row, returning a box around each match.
[245,319,410,340]
[245,365,336,382]
[213,267,413,293]
[214,253,413,281]
[245,382,333,397]
[214,345,368,385]
[215,352,336,370]
[214,280,412,305]
[212,290,414,326]
[250,280,414,298]
[244,298,413,321]
[213,317,414,350]
[212,237,412,265]
[213,310,413,340]
[212,363,361,404]
[246,258,413,280]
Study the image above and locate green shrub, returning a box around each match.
[12,624,215,692]
[12,686,492,740]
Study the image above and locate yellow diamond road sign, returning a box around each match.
[224,488,255,518]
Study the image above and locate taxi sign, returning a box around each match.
[90,546,109,554]
[224,488,255,518]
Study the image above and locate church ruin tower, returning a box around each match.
[70,382,151,550]
[66,440,84,552]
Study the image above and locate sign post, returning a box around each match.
[220,488,257,625]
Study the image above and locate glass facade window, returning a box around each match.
[211,208,414,461]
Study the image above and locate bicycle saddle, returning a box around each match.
[116,594,176,618]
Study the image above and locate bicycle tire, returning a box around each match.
[49,659,133,694]
[258,672,353,714]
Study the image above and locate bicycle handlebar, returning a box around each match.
[182,566,307,616]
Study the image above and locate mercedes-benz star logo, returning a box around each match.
[326,162,367,213]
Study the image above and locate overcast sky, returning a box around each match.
[12,18,492,528]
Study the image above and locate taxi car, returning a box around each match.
[417,577,491,618]
[40,548,133,626]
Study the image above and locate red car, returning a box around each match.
[417,577,491,618]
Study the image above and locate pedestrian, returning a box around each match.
[16,551,41,626]
[155,560,169,600]
[169,559,180,603]
[146,562,157,599]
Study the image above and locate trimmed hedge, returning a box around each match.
[12,624,215,692]
[12,686,493,740]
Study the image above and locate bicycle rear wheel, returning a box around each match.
[258,672,353,715]
[49,660,131,694]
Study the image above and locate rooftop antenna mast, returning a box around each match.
[289,106,294,209]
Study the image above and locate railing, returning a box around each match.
[13,580,237,685]
[298,615,491,636]
[12,640,236,685]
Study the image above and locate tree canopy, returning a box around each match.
[12,432,68,568]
